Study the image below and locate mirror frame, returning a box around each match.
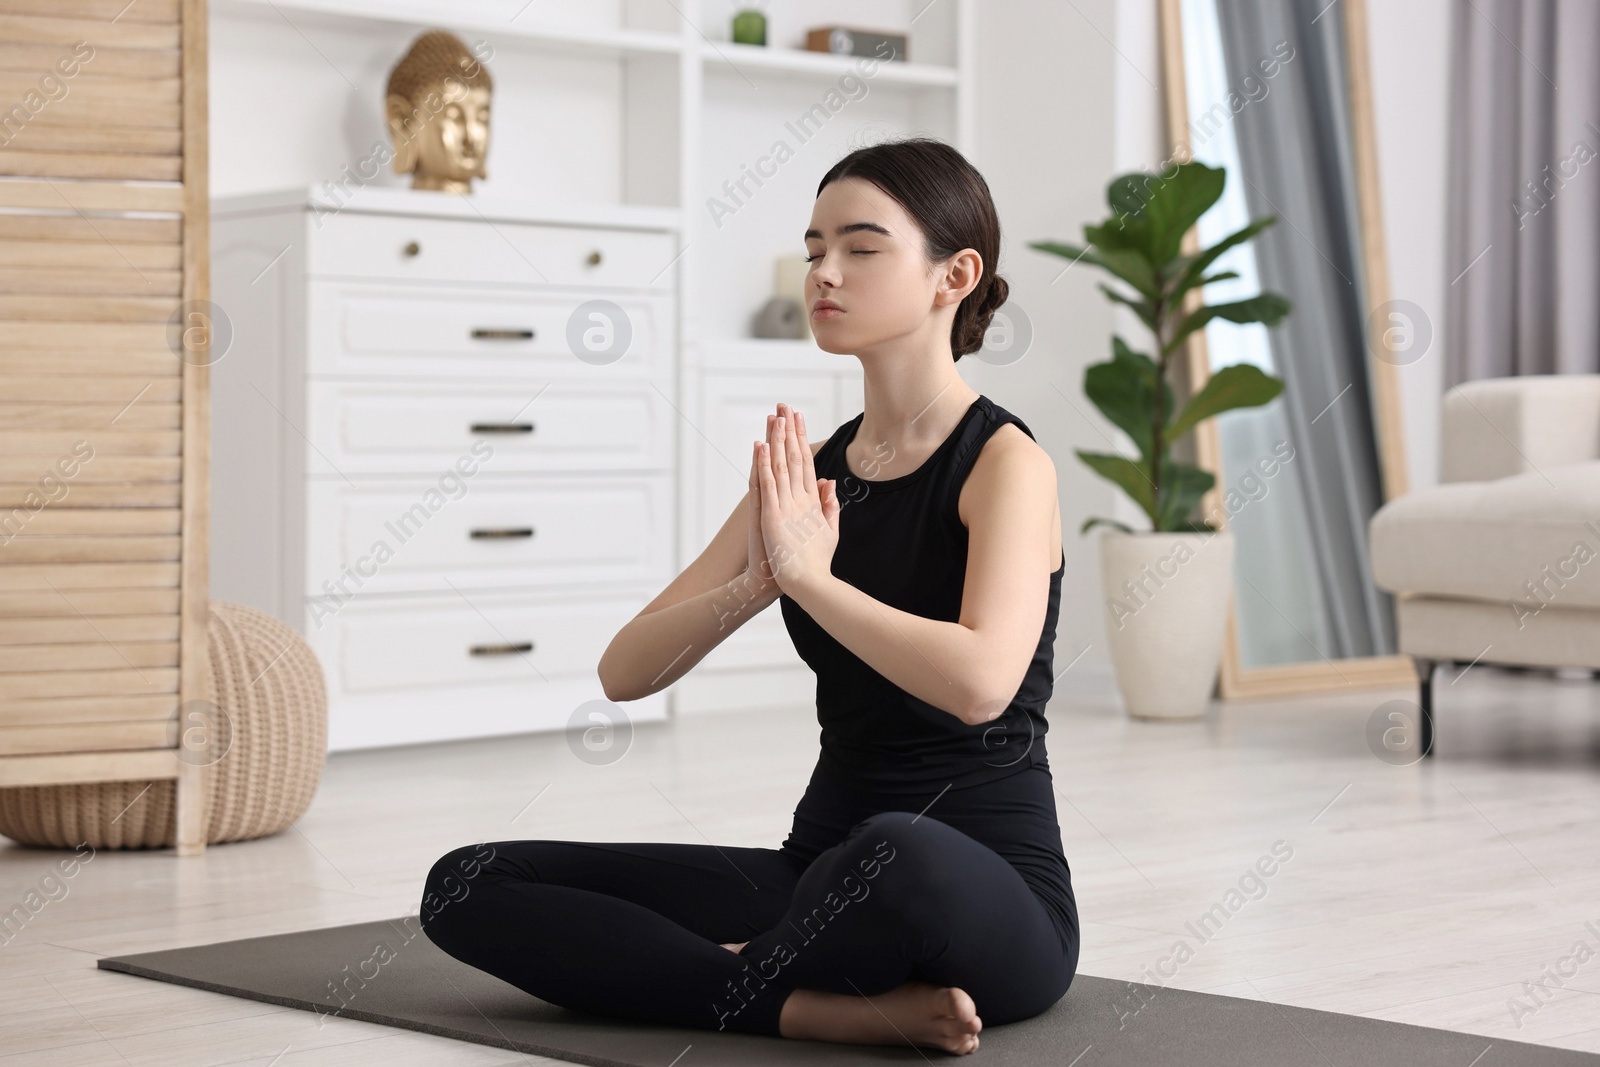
[1157,0,1418,698]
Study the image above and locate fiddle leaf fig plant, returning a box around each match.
[1030,160,1292,535]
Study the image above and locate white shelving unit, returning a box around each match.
[211,0,977,724]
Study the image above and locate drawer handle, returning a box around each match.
[470,421,535,434]
[402,241,420,257]
[471,327,535,341]
[470,527,535,539]
[587,250,603,266]
[470,641,534,656]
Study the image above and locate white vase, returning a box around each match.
[1098,529,1236,720]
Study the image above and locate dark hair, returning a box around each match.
[815,136,1007,360]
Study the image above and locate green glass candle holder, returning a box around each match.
[732,8,766,46]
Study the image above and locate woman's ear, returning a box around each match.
[935,249,983,307]
[385,94,418,174]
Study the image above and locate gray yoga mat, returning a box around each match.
[98,917,1599,1066]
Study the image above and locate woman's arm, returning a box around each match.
[597,437,828,703]
[779,425,1058,725]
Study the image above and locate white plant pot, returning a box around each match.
[1098,529,1235,721]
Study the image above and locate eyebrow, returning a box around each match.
[804,221,893,241]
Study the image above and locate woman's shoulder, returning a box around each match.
[954,401,1056,523]
[969,397,1052,474]
[968,422,1055,491]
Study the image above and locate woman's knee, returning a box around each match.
[419,841,502,937]
[834,811,953,903]
[982,946,1075,1025]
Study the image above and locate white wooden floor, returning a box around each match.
[4,664,1600,1064]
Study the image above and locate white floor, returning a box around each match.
[4,664,1600,1064]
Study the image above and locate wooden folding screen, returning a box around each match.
[0,0,210,854]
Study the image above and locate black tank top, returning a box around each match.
[779,394,1067,794]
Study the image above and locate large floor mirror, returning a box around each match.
[1158,0,1418,698]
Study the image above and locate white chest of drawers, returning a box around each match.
[211,189,678,750]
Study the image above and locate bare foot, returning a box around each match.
[719,941,748,954]
[779,980,982,1054]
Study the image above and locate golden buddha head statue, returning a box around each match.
[385,30,493,194]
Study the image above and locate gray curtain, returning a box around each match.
[1212,0,1396,659]
[1445,0,1600,387]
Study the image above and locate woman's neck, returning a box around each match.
[854,373,981,461]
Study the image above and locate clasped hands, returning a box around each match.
[746,402,841,600]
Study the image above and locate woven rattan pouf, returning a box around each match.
[0,601,328,850]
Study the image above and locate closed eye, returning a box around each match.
[804,250,878,262]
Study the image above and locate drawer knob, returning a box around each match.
[470,421,535,434]
[470,527,535,539]
[471,327,536,341]
[402,241,421,257]
[587,249,603,266]
[470,641,534,656]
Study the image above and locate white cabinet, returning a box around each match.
[212,189,677,750]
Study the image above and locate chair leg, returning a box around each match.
[1415,657,1437,759]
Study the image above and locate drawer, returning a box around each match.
[298,585,670,752]
[307,380,675,475]
[310,210,678,290]
[305,473,673,599]
[309,283,673,378]
[307,588,646,692]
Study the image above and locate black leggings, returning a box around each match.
[419,777,1077,1037]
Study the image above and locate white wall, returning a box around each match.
[971,0,1122,695]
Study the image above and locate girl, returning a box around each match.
[421,137,1077,1055]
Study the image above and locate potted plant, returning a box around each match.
[1029,160,1291,720]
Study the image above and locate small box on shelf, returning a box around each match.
[803,26,908,62]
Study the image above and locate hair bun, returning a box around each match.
[954,274,1008,359]
[981,275,1009,317]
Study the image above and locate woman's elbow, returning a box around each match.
[599,666,649,704]
[959,669,1028,725]
[598,671,628,703]
[596,639,638,703]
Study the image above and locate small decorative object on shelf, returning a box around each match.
[732,7,767,46]
[385,29,493,194]
[753,297,805,339]
[771,254,812,340]
[804,26,908,62]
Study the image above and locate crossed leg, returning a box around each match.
[730,810,1074,1051]
[419,810,1073,1051]
[419,836,805,1035]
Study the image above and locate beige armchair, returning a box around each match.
[1369,374,1600,756]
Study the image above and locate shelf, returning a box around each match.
[219,1,958,83]
[212,186,682,233]
[213,0,684,59]
[699,40,959,88]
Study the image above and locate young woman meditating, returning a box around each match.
[420,136,1077,1055]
